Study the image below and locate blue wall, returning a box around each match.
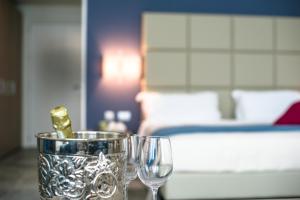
[86,0,300,131]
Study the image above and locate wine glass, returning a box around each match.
[138,136,173,200]
[124,134,139,200]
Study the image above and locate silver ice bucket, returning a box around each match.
[36,131,128,200]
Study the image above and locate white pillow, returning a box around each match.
[136,91,221,123]
[232,90,300,122]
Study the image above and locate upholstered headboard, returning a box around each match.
[142,12,300,118]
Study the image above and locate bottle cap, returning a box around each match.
[50,106,73,138]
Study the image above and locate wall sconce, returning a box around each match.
[102,52,141,81]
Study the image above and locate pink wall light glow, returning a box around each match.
[102,52,141,82]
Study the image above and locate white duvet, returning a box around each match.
[138,120,300,172]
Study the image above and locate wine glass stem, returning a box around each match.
[125,183,129,200]
[151,188,158,200]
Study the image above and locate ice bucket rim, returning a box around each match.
[35,131,128,142]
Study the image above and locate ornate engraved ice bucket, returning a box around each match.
[36,131,128,200]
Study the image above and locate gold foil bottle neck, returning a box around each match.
[50,106,74,138]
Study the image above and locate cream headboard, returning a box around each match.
[142,12,300,118]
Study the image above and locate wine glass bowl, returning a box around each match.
[125,134,139,184]
[137,136,173,200]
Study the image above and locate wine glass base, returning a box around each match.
[145,189,164,200]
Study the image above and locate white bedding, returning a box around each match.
[138,120,300,172]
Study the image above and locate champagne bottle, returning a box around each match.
[50,106,74,138]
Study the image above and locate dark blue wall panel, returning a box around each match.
[87,0,300,131]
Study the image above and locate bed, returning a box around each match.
[139,120,300,199]
[140,12,300,199]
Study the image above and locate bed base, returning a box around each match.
[161,171,300,199]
